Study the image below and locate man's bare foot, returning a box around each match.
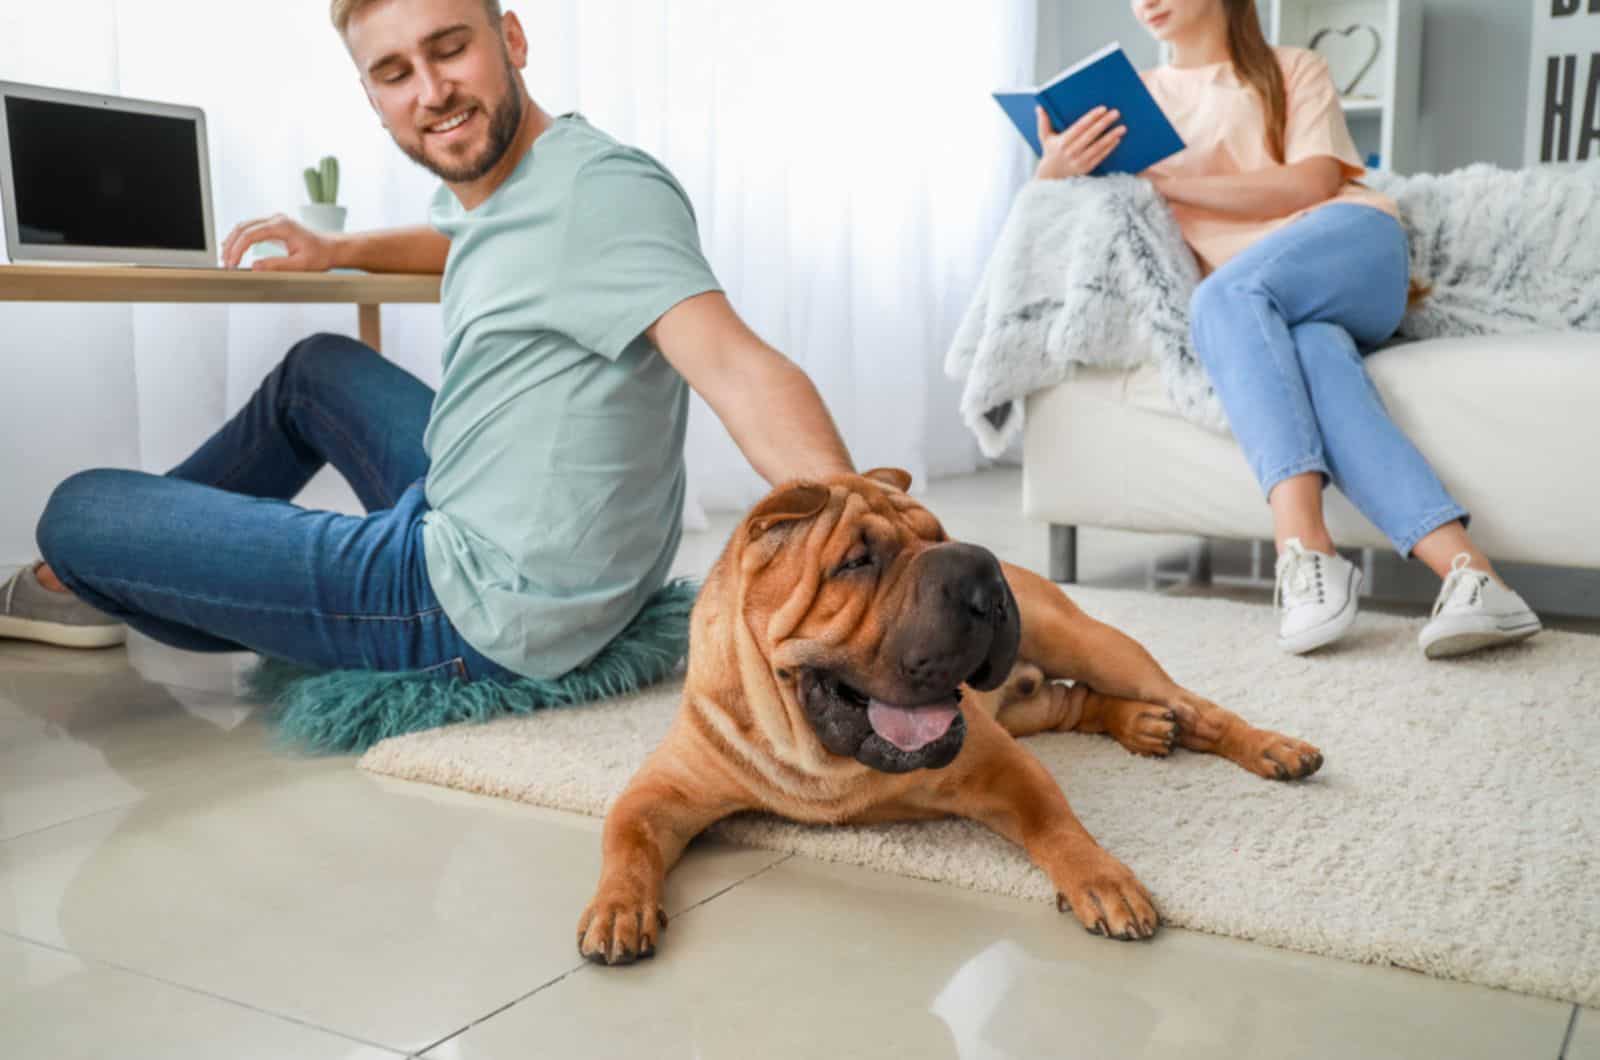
[34,562,70,594]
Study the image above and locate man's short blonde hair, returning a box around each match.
[330,0,502,34]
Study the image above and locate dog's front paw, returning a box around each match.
[577,886,668,966]
[1053,849,1160,941]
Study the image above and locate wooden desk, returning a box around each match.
[0,265,441,352]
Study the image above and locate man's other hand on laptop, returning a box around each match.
[222,214,337,271]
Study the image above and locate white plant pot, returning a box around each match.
[298,203,347,233]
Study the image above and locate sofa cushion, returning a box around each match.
[1025,331,1600,568]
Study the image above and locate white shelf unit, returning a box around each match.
[1268,0,1423,173]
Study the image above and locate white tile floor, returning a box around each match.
[2,468,1591,1059]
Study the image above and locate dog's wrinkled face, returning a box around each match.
[733,468,1021,774]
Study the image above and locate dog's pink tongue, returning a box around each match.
[867,698,959,752]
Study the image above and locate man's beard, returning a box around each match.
[402,63,524,183]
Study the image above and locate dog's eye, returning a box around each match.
[833,551,874,576]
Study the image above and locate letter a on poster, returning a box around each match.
[1525,0,1600,164]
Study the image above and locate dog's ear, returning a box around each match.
[746,482,831,539]
[862,467,912,493]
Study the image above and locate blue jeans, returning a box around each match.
[1189,203,1469,557]
[36,333,515,681]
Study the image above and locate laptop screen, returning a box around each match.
[4,95,207,252]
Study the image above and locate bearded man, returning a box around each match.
[4,0,854,683]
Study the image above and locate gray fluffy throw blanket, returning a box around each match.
[945,163,1600,457]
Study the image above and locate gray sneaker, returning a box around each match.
[0,563,127,648]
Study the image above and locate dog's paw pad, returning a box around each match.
[1254,736,1323,781]
[1124,709,1179,757]
[1054,863,1161,942]
[577,897,667,966]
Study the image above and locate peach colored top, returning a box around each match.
[1142,47,1398,275]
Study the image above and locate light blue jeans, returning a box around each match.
[1188,203,1468,557]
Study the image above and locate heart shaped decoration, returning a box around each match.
[1308,23,1383,97]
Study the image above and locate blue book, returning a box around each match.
[993,42,1185,175]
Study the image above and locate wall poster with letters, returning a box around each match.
[1525,0,1600,164]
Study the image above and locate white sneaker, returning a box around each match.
[1419,554,1542,659]
[1274,539,1362,655]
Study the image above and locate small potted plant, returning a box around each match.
[298,155,346,233]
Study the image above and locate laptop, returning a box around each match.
[0,80,219,268]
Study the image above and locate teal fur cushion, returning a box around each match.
[245,578,699,754]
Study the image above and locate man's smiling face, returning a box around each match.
[344,0,527,184]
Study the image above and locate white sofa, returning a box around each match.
[1022,330,1600,581]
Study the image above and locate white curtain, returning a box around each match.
[1,0,1036,568]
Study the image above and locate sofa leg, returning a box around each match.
[1049,524,1078,584]
[1189,539,1214,586]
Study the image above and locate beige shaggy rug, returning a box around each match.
[358,587,1600,1006]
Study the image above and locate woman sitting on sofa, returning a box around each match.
[1032,0,1541,658]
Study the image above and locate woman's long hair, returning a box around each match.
[1223,0,1287,163]
[1222,0,1429,306]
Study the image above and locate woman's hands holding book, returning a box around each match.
[1034,105,1127,181]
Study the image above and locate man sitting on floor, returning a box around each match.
[0,0,854,683]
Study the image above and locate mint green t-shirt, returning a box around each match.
[421,115,721,678]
